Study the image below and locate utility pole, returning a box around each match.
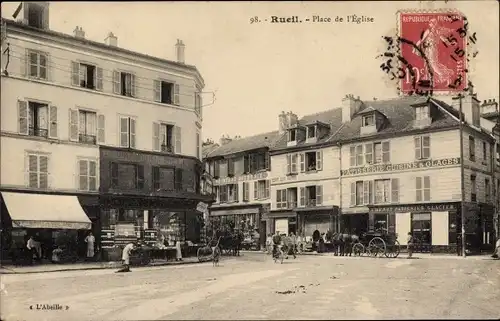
[458,93,467,258]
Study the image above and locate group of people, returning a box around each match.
[266,231,299,259]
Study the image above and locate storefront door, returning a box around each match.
[412,213,432,253]
[275,218,289,235]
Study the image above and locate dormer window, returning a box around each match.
[415,106,430,120]
[27,4,44,29]
[288,129,296,142]
[362,115,375,127]
[307,126,316,139]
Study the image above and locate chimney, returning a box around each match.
[452,90,481,127]
[341,94,363,123]
[219,135,232,146]
[278,111,288,134]
[285,111,298,128]
[105,32,117,47]
[175,39,185,64]
[73,26,85,39]
[480,98,499,117]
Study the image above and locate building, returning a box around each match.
[0,2,211,261]
[268,111,342,238]
[204,132,281,248]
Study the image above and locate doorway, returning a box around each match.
[412,213,432,253]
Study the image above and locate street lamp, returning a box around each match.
[458,93,467,258]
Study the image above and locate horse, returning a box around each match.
[332,232,360,256]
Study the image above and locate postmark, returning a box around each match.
[377,9,479,96]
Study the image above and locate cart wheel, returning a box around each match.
[385,240,401,258]
[368,237,386,257]
[352,243,365,257]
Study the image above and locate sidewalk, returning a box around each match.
[0,257,202,275]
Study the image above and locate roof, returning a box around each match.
[2,18,204,86]
[206,131,282,158]
[202,143,219,158]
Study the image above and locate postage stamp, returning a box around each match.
[398,10,469,95]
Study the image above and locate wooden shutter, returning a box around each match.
[174,126,182,154]
[299,187,305,207]
[153,80,161,102]
[422,136,431,158]
[300,153,305,172]
[136,165,144,189]
[414,137,421,159]
[350,182,356,207]
[48,106,57,138]
[363,181,370,205]
[349,146,356,167]
[388,213,396,234]
[18,100,28,135]
[95,67,103,91]
[21,49,28,76]
[129,118,136,148]
[265,180,270,198]
[244,155,250,173]
[254,181,258,200]
[175,168,183,191]
[365,143,373,164]
[391,178,399,203]
[369,181,374,204]
[152,122,160,151]
[119,117,129,147]
[71,61,79,86]
[382,141,390,162]
[316,185,323,206]
[416,177,422,202]
[79,159,88,190]
[286,154,291,174]
[248,154,254,173]
[242,182,248,201]
[28,155,38,188]
[264,152,270,170]
[173,84,180,105]
[69,109,79,141]
[214,161,220,178]
[113,70,121,94]
[424,176,431,201]
[316,151,323,170]
[234,184,239,202]
[38,155,49,188]
[97,114,105,144]
[130,74,136,97]
[227,159,235,176]
[110,163,118,188]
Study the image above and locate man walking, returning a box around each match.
[407,232,414,259]
[272,231,282,258]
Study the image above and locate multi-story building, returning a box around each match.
[204,133,281,249]
[268,111,342,238]
[0,2,210,261]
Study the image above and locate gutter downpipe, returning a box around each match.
[458,94,467,258]
[337,141,342,233]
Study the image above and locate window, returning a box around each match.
[300,185,322,207]
[485,178,491,202]
[363,142,390,165]
[301,151,323,172]
[412,213,432,251]
[119,116,136,148]
[415,106,429,120]
[287,188,298,208]
[27,4,44,29]
[27,102,48,138]
[288,129,297,142]
[113,71,135,97]
[276,189,287,209]
[374,214,388,233]
[469,136,475,161]
[111,163,144,190]
[27,153,48,188]
[307,126,316,138]
[154,80,180,105]
[471,175,477,202]
[78,110,97,144]
[416,176,431,202]
[362,115,374,127]
[286,154,298,174]
[161,124,174,152]
[227,184,239,202]
[242,182,250,202]
[78,159,97,191]
[245,153,269,173]
[71,62,103,91]
[152,166,174,191]
[375,179,391,204]
[355,181,364,206]
[28,51,47,80]
[356,145,364,166]
[415,136,431,160]
[254,180,270,200]
[482,142,487,161]
[195,93,202,116]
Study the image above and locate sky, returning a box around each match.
[1,1,499,143]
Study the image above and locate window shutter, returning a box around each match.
[350,146,356,167]
[316,151,323,170]
[28,155,38,188]
[424,176,431,201]
[152,122,160,151]
[244,155,250,174]
[299,187,305,207]
[89,161,97,191]
[173,84,180,105]
[362,181,369,205]
[79,160,88,191]
[350,182,356,207]
[234,184,239,202]
[422,136,431,158]
[416,177,422,202]
[119,117,128,147]
[369,181,374,204]
[175,168,183,191]
[22,49,28,76]
[68,109,79,141]
[129,118,136,148]
[264,152,270,170]
[18,100,28,135]
[382,141,390,162]
[130,74,136,97]
[113,70,121,94]
[414,137,421,159]
[242,182,247,201]
[153,80,161,102]
[365,143,373,164]
[48,105,57,138]
[265,180,270,198]
[248,154,254,173]
[97,114,105,144]
[391,178,399,203]
[71,61,79,86]
[174,126,182,154]
[110,163,118,188]
[300,153,305,172]
[316,185,323,206]
[152,166,160,190]
[286,154,291,174]
[95,67,103,91]
[136,165,144,189]
[38,155,49,188]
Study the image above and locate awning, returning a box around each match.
[210,207,260,216]
[267,211,297,219]
[2,192,92,230]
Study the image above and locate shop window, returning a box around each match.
[412,213,432,252]
[153,211,186,245]
[374,214,388,233]
[448,211,457,245]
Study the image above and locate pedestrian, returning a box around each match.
[175,239,183,261]
[84,232,95,260]
[116,242,135,273]
[491,237,500,259]
[26,235,40,262]
[272,231,282,258]
[407,232,414,259]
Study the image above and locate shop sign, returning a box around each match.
[341,157,461,176]
[214,172,268,185]
[370,203,457,213]
[271,175,298,184]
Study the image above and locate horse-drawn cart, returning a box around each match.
[352,231,401,258]
[197,236,222,262]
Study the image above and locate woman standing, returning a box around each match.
[84,232,95,260]
[175,238,183,261]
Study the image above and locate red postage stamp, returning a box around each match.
[398,11,468,94]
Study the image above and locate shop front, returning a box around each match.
[296,206,339,238]
[0,191,93,265]
[266,210,297,237]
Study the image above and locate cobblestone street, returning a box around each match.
[1,253,499,320]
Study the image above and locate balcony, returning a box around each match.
[161,144,174,153]
[29,127,48,138]
[79,134,97,144]
[287,201,297,209]
[305,199,317,207]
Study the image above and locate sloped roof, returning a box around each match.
[202,143,219,158]
[206,131,282,158]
